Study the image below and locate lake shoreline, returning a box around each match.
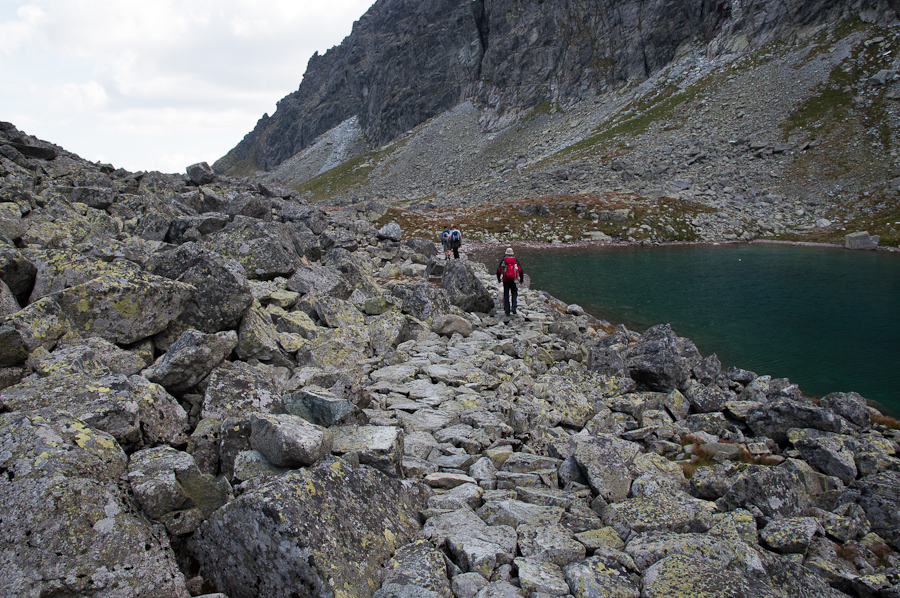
[461,238,900,253]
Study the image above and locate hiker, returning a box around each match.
[496,247,524,316]
[449,226,462,259]
[440,226,452,260]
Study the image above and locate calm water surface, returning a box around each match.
[474,243,900,416]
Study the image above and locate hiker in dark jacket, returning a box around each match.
[496,247,524,316]
[449,226,462,259]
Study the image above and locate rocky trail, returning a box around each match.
[2,121,900,597]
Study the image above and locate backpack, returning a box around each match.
[450,230,461,243]
[440,230,450,243]
[502,256,520,281]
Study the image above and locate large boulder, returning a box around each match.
[201,360,284,419]
[286,263,352,298]
[189,456,428,598]
[0,373,188,452]
[0,410,190,598]
[142,328,238,395]
[203,216,304,280]
[625,324,701,392]
[53,270,194,344]
[146,242,254,333]
[439,260,495,313]
[127,445,230,535]
[391,282,450,324]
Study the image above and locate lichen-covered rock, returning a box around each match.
[127,446,230,535]
[374,537,454,598]
[190,456,428,598]
[53,270,194,344]
[143,328,237,395]
[602,492,716,537]
[856,470,900,549]
[716,466,807,520]
[23,248,140,303]
[236,300,293,366]
[203,216,304,280]
[146,242,254,333]
[745,398,847,444]
[391,282,450,324]
[314,293,366,328]
[1,296,69,352]
[432,313,475,337]
[792,432,858,485]
[0,372,188,451]
[570,434,641,504]
[423,507,518,580]
[201,360,284,419]
[564,553,640,598]
[0,411,189,598]
[639,553,759,598]
[332,424,404,477]
[250,412,333,467]
[517,523,586,567]
[759,517,821,554]
[0,409,127,482]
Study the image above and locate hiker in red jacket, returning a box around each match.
[496,247,524,316]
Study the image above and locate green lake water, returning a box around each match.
[473,243,900,416]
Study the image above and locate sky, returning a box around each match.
[0,0,376,174]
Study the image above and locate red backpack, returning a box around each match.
[502,256,520,281]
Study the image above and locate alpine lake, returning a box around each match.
[472,242,900,417]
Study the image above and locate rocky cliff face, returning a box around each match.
[215,0,896,174]
[4,122,900,597]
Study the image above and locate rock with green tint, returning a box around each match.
[236,301,292,367]
[314,293,366,328]
[0,474,190,598]
[0,408,126,481]
[0,372,187,452]
[759,516,822,554]
[201,360,284,419]
[603,492,716,537]
[564,553,640,598]
[1,296,69,352]
[204,216,304,280]
[0,324,28,366]
[23,248,140,303]
[295,325,372,369]
[332,425,404,477]
[190,456,428,598]
[53,270,194,344]
[127,445,230,535]
[146,242,254,333]
[639,553,756,598]
[368,309,409,355]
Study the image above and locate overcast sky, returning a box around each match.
[0,0,375,174]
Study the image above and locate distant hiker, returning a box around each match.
[496,247,524,316]
[449,226,462,259]
[440,227,452,260]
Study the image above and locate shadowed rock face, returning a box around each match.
[215,0,860,174]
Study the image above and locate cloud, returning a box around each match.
[0,0,374,172]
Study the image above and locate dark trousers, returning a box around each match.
[502,280,518,314]
[452,244,460,259]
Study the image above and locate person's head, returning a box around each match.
[505,247,514,256]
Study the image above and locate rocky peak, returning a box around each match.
[214,0,894,175]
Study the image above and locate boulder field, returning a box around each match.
[2,122,900,597]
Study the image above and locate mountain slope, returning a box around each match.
[216,0,900,246]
